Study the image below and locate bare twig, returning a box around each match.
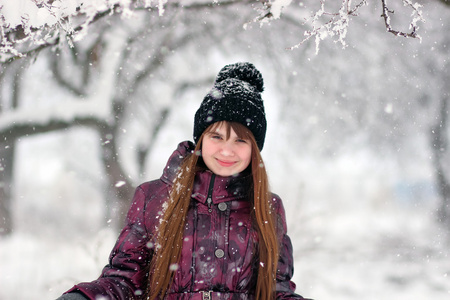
[380,0,424,39]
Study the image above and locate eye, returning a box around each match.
[211,134,222,140]
[236,138,248,143]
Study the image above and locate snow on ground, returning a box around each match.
[1,193,448,300]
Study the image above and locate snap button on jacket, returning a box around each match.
[65,141,307,299]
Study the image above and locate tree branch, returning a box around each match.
[0,0,247,62]
[49,48,86,97]
[0,115,108,142]
[287,0,368,53]
[380,0,424,39]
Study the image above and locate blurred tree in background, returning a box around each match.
[0,0,449,236]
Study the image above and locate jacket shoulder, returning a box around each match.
[126,179,170,230]
[270,192,289,234]
[271,192,282,201]
[137,179,168,195]
[270,192,285,212]
[137,179,170,211]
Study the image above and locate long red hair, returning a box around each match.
[146,121,278,300]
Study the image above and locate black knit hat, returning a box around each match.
[193,62,267,150]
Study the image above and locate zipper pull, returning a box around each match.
[206,173,215,213]
[207,197,212,212]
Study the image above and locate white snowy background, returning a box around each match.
[0,1,449,300]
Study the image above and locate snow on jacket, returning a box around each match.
[65,141,308,299]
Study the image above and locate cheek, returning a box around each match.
[241,147,252,166]
[201,140,210,155]
[201,141,216,160]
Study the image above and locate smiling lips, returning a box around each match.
[216,159,236,167]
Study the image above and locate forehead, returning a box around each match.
[210,123,235,135]
[206,121,252,140]
[207,121,226,131]
[211,122,227,132]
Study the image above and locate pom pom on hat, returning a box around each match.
[193,62,267,150]
[215,62,264,93]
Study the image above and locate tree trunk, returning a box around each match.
[98,123,134,230]
[0,142,14,236]
[430,96,450,224]
[0,60,23,236]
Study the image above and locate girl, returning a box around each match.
[58,62,310,300]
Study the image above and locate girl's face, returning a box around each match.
[202,122,252,177]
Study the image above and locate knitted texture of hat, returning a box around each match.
[193,62,267,150]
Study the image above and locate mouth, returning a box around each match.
[216,159,236,167]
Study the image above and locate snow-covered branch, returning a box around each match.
[381,0,424,39]
[0,0,239,62]
[0,0,148,62]
[280,0,424,54]
[284,0,368,54]
[0,0,427,61]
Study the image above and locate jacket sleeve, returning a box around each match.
[273,194,312,300]
[63,185,156,300]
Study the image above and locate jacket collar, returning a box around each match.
[191,170,250,204]
[160,141,195,185]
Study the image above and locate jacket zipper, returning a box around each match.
[206,173,215,212]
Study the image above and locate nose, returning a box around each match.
[220,141,235,156]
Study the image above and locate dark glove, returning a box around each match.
[56,292,89,300]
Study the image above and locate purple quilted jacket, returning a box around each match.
[65,141,308,300]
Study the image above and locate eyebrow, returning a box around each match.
[207,131,223,136]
